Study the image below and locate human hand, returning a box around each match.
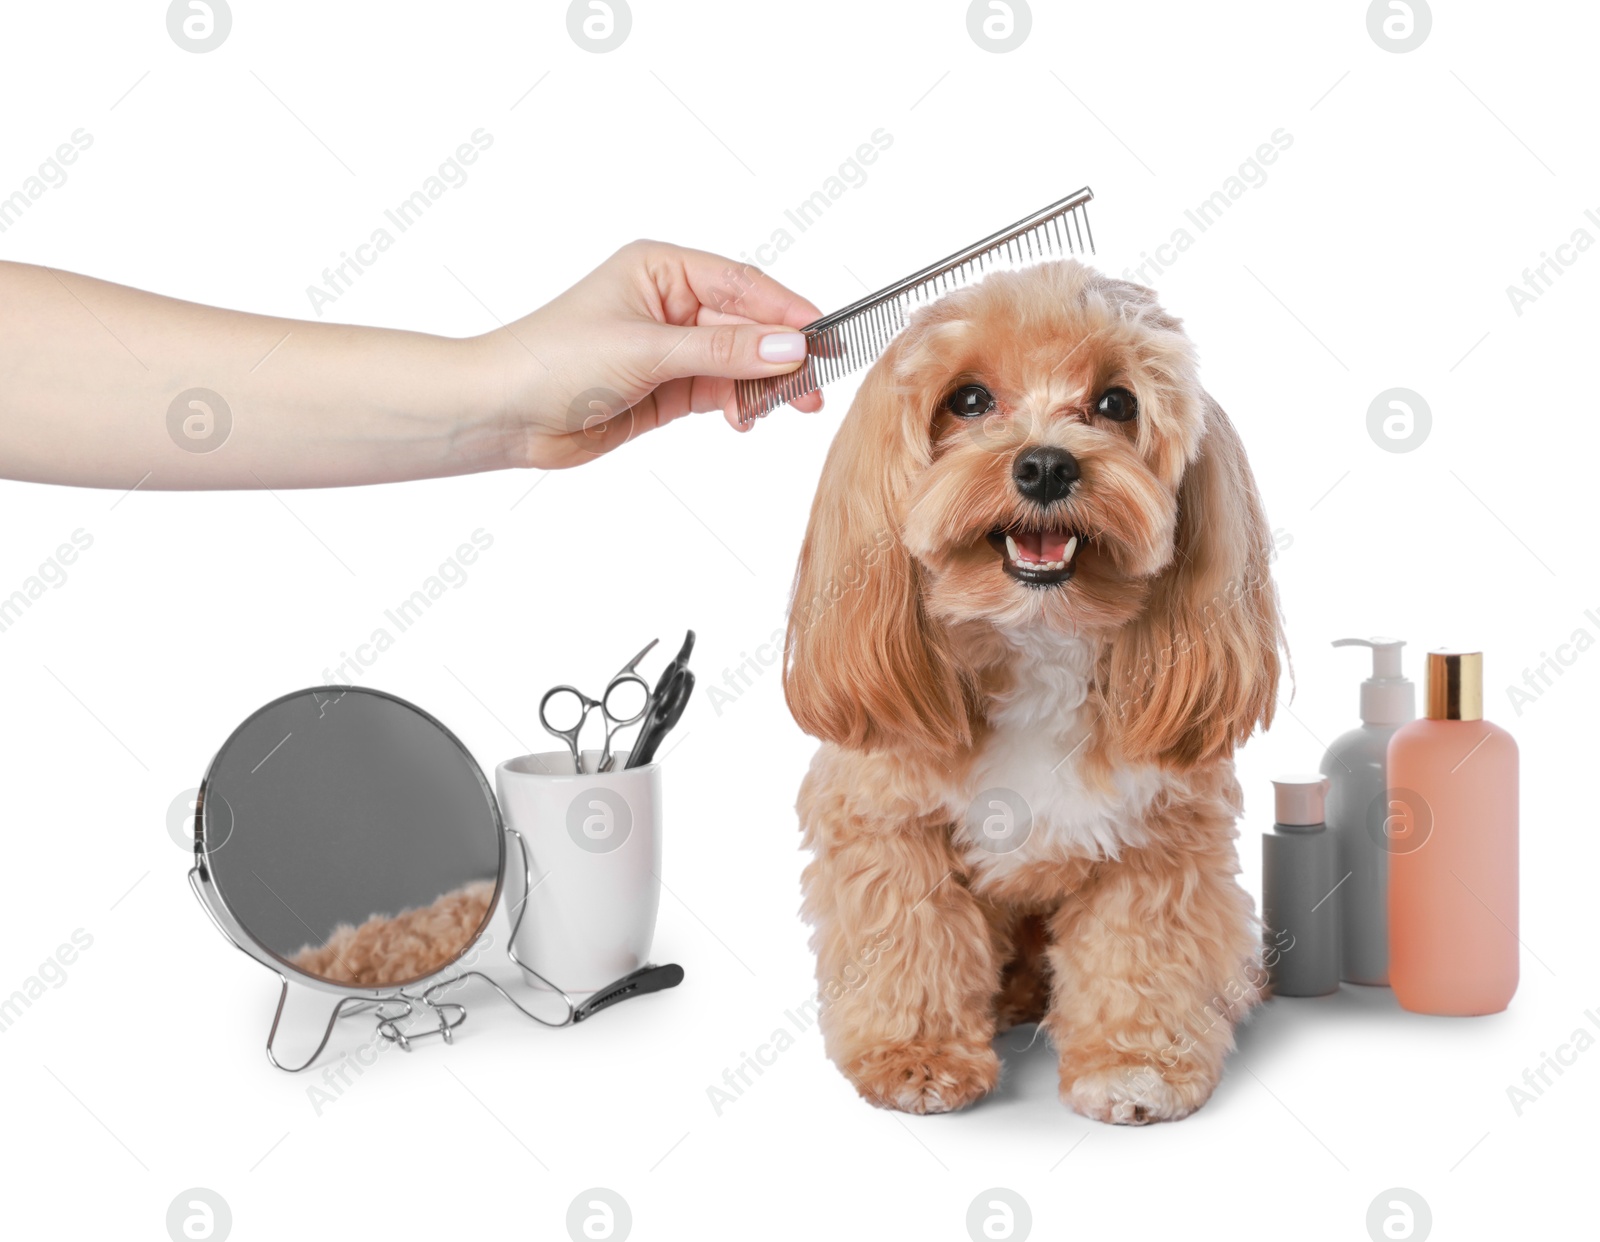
[479,240,824,469]
[0,244,818,489]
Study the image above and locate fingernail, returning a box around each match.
[758,332,806,362]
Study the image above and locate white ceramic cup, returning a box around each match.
[496,749,661,995]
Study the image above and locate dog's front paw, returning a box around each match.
[1062,1059,1216,1125]
[842,1040,1000,1115]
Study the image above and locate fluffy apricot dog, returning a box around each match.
[785,261,1283,1124]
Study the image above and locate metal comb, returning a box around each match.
[735,186,1095,426]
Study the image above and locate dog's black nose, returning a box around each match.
[1012,446,1079,505]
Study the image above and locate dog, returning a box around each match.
[783,260,1283,1124]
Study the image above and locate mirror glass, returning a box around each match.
[201,687,502,989]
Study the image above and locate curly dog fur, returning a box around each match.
[290,880,494,987]
[785,261,1283,1124]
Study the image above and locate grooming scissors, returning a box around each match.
[539,639,657,774]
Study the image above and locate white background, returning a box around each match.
[1,1,1595,1238]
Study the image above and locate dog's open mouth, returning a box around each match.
[985,527,1083,587]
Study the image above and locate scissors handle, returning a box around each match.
[598,672,652,772]
[539,684,598,774]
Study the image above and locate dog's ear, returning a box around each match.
[1100,396,1283,767]
[784,339,972,755]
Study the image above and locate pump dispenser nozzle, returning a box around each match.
[1332,637,1415,726]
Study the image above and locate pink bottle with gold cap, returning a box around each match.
[1387,650,1519,1015]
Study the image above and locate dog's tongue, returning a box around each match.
[1016,531,1071,562]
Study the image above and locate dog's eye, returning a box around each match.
[1094,387,1138,422]
[945,384,995,419]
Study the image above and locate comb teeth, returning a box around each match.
[736,187,1095,426]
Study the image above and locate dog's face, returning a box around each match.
[892,264,1204,636]
[786,261,1281,766]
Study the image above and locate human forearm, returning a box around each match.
[0,260,518,489]
[0,241,820,489]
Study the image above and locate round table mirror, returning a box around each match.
[197,687,503,992]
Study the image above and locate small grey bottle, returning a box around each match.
[1262,775,1340,998]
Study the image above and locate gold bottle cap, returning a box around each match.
[1425,650,1483,720]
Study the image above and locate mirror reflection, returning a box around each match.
[202,688,501,988]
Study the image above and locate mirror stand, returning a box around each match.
[194,827,683,1073]
[267,986,466,1071]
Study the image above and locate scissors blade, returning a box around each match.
[615,638,659,678]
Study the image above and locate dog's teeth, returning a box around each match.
[1062,535,1078,562]
[1005,534,1021,563]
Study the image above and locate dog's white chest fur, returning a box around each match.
[950,631,1167,885]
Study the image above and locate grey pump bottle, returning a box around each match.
[1262,775,1339,998]
[1320,637,1416,986]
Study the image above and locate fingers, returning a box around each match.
[626,346,825,436]
[619,241,830,434]
[721,388,823,430]
[651,242,822,330]
[720,384,825,431]
[646,321,809,384]
[683,288,826,425]
[693,304,764,328]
